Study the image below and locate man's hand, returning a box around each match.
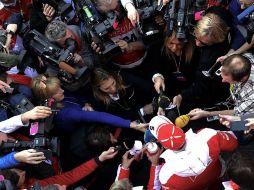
[121,151,135,169]
[98,147,118,162]
[173,94,182,108]
[73,53,84,65]
[145,146,163,166]
[91,42,102,54]
[143,103,153,115]
[114,39,131,52]
[0,80,10,93]
[125,3,139,26]
[130,121,148,132]
[14,149,46,164]
[188,108,209,120]
[154,76,165,94]
[21,106,52,124]
[219,114,240,128]
[82,103,94,111]
[245,118,254,134]
[43,4,56,21]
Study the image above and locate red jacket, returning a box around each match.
[149,129,238,190]
[24,158,99,188]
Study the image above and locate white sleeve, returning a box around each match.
[120,0,134,9]
[0,115,28,133]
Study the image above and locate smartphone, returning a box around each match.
[4,87,14,94]
[230,113,254,131]
[206,115,220,122]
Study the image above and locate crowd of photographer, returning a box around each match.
[1,0,254,189]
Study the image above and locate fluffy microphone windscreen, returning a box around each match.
[158,95,171,109]
[175,115,190,128]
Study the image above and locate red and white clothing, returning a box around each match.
[149,128,238,190]
[108,17,146,69]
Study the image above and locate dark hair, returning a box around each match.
[90,67,126,106]
[0,170,19,187]
[85,126,112,156]
[222,54,251,82]
[227,151,254,190]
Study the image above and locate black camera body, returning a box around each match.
[1,98,60,159]
[24,29,89,89]
[73,0,122,59]
[164,0,206,41]
[135,0,164,45]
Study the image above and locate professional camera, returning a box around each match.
[135,0,164,45]
[24,29,89,90]
[0,98,60,159]
[32,0,75,24]
[237,5,254,43]
[73,0,122,59]
[164,0,206,41]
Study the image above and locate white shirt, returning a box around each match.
[0,115,28,133]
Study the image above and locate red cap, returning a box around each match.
[157,123,185,150]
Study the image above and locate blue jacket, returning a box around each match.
[229,0,248,50]
[54,95,131,132]
[0,152,19,169]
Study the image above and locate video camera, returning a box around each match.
[237,5,254,43]
[164,0,207,41]
[0,98,60,159]
[32,0,75,24]
[24,29,89,87]
[73,0,122,59]
[134,0,164,45]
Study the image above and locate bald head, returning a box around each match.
[221,54,251,82]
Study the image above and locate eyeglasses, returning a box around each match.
[191,33,210,46]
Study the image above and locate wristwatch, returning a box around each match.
[6,30,15,36]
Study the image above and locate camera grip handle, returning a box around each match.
[59,61,77,75]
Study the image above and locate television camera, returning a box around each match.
[73,0,122,58]
[24,29,89,89]
[0,98,60,160]
[32,0,75,24]
[164,0,207,41]
[237,5,254,43]
[134,0,164,45]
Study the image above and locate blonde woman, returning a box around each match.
[171,9,231,113]
[31,75,147,133]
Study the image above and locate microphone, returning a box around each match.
[202,61,222,78]
[175,114,190,128]
[158,91,171,109]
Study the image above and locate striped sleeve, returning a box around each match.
[115,164,130,181]
[147,165,161,190]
